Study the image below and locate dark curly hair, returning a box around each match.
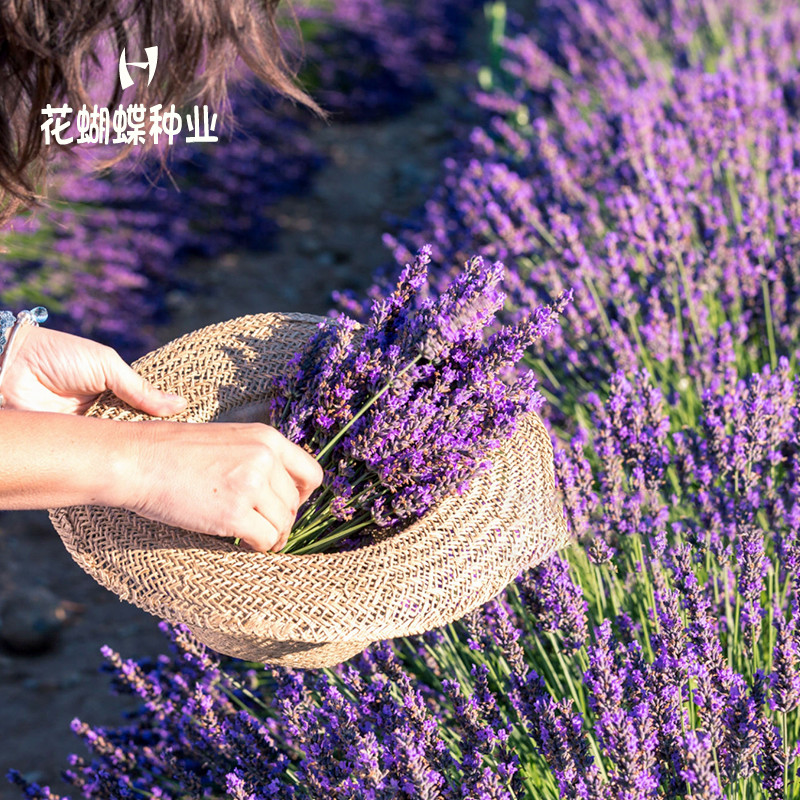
[0,0,321,226]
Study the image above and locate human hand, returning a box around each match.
[117,421,324,552]
[0,325,187,416]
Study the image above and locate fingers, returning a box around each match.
[264,428,324,505]
[221,438,304,553]
[266,469,301,551]
[224,431,318,553]
[234,508,285,554]
[234,490,296,554]
[104,352,187,417]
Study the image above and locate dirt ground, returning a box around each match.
[0,46,484,797]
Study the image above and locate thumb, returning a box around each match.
[104,355,188,417]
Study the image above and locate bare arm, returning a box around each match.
[0,325,323,552]
[0,410,322,552]
[0,411,128,509]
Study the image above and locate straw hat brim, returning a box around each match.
[49,313,570,668]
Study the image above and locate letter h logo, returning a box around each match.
[119,46,159,90]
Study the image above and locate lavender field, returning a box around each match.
[8,0,800,798]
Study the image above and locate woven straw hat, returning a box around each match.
[49,313,570,669]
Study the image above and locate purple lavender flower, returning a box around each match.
[271,245,566,552]
[516,553,588,651]
[532,695,607,799]
[674,730,723,798]
[770,608,800,714]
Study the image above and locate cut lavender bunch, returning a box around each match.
[269,245,567,554]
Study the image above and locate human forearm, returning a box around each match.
[0,411,131,510]
[0,322,323,549]
[0,411,324,551]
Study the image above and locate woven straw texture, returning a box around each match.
[49,313,570,668]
